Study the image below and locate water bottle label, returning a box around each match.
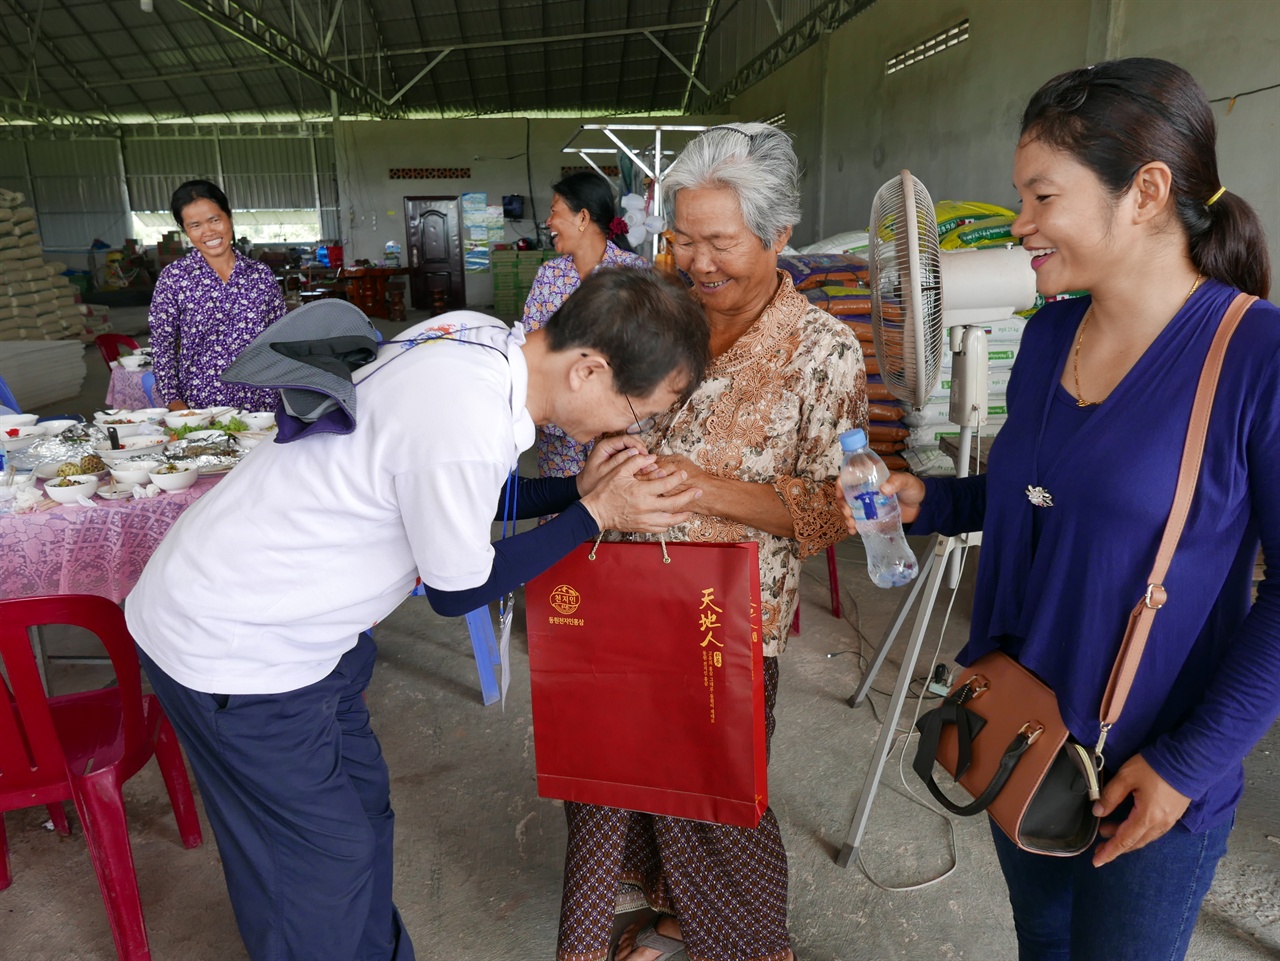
[852,490,886,520]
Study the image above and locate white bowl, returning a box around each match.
[234,430,274,450]
[148,464,200,491]
[237,411,276,430]
[94,435,168,464]
[0,413,38,429]
[181,429,228,443]
[109,459,161,487]
[2,425,45,451]
[44,474,100,504]
[96,416,149,438]
[93,409,129,423]
[118,355,147,370]
[1,470,37,490]
[133,407,169,421]
[203,406,236,423]
[36,418,80,435]
[163,410,212,429]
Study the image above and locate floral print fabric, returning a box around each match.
[148,250,287,411]
[521,241,650,477]
[620,271,867,655]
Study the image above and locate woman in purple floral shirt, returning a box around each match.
[149,180,287,412]
[523,172,649,476]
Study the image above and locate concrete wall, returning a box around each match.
[729,0,1280,286]
[334,114,734,307]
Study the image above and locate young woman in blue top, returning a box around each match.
[845,58,1279,961]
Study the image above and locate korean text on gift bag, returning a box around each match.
[526,540,767,827]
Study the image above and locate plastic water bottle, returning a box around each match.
[384,240,401,267]
[839,428,918,588]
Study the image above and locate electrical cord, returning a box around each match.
[812,539,978,890]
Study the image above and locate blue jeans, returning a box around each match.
[989,815,1231,961]
[140,633,414,961]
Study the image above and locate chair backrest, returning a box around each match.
[95,334,141,366]
[0,595,146,795]
[140,371,156,406]
[0,373,20,413]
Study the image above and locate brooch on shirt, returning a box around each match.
[1025,485,1054,508]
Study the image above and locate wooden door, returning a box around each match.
[404,196,464,312]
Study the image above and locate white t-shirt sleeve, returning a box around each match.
[395,458,504,591]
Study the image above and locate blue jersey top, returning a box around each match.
[911,280,1280,832]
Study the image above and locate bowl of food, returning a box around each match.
[133,407,170,422]
[94,435,169,465]
[44,474,100,504]
[35,418,80,435]
[0,413,38,430]
[96,414,150,438]
[163,409,213,430]
[109,459,161,487]
[149,463,200,491]
[237,411,276,431]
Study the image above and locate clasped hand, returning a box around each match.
[577,436,702,533]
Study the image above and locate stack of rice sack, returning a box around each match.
[779,252,910,471]
[0,190,86,342]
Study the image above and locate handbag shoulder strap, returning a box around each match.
[1098,292,1257,737]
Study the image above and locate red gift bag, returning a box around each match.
[526,540,767,827]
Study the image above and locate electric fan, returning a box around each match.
[837,170,1036,871]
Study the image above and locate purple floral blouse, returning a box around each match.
[521,241,649,476]
[148,250,287,411]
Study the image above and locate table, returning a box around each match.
[0,475,220,603]
[106,365,152,409]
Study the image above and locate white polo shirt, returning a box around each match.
[127,314,534,694]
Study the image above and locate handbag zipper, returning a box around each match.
[1068,741,1102,802]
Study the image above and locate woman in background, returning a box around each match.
[849,58,1278,961]
[149,180,286,412]
[523,171,649,477]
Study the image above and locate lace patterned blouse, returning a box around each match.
[148,250,287,411]
[621,271,867,656]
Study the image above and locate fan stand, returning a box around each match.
[836,324,989,871]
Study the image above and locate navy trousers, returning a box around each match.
[140,632,414,961]
[990,814,1230,961]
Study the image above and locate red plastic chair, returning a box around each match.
[0,595,202,961]
[95,333,141,366]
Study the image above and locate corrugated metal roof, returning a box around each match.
[0,0,835,125]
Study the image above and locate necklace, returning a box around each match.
[1072,274,1205,408]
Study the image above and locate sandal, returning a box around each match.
[611,918,686,961]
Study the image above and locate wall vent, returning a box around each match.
[886,20,969,75]
[389,167,471,180]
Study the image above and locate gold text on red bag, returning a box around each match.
[700,587,725,723]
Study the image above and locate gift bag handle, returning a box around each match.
[588,531,671,563]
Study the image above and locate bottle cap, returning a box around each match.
[840,428,867,451]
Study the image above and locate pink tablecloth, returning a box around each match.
[0,475,221,602]
[105,366,152,410]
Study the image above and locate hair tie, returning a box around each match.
[607,216,628,240]
[1205,186,1227,207]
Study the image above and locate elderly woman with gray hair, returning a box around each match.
[555,124,867,961]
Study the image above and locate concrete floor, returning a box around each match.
[6,308,1278,961]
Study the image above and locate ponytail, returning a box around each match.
[1190,191,1271,299]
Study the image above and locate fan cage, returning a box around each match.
[868,173,945,408]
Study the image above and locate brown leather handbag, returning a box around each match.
[912,292,1256,855]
